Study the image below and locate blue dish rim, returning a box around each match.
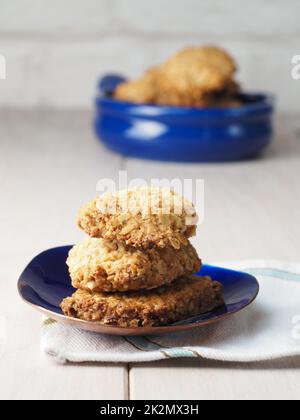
[96,92,275,118]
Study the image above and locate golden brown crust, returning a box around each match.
[155,89,208,107]
[113,46,239,108]
[114,79,154,104]
[156,79,241,108]
[67,238,201,292]
[78,188,198,250]
[61,276,225,327]
[156,46,236,98]
[114,67,159,104]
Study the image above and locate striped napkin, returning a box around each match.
[41,261,300,363]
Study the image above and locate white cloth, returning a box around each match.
[41,261,300,364]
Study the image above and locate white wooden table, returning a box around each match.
[1,109,300,400]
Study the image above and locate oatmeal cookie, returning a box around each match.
[67,237,201,292]
[155,86,241,108]
[155,89,209,107]
[61,275,224,327]
[114,78,155,104]
[114,67,159,104]
[156,46,237,100]
[78,188,198,249]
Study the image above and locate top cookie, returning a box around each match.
[78,188,198,249]
[157,46,236,99]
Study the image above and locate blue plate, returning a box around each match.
[94,74,275,163]
[18,246,259,336]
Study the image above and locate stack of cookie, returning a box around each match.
[61,188,224,328]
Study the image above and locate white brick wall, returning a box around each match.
[113,0,300,37]
[0,0,299,112]
[0,0,115,35]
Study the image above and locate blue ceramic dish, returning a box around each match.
[18,246,259,336]
[94,74,275,163]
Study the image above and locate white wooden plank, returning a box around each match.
[128,116,300,400]
[0,110,127,400]
[130,358,300,400]
[2,305,127,400]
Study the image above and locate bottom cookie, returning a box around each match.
[61,276,224,328]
